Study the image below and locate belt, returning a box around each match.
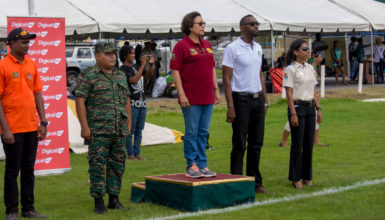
[232,91,262,99]
[294,100,314,107]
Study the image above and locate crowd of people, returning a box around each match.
[1,11,384,220]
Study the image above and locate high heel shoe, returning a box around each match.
[292,181,303,189]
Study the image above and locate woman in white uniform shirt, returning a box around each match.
[283,39,322,189]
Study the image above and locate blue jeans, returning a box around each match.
[126,106,146,157]
[181,104,213,170]
[350,58,358,80]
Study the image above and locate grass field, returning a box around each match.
[1,87,385,219]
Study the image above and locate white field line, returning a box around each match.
[150,177,385,220]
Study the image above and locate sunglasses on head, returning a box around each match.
[300,47,309,52]
[244,22,260,27]
[194,22,206,26]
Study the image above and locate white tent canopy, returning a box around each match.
[330,0,385,31]
[0,0,99,37]
[2,0,383,38]
[233,0,370,32]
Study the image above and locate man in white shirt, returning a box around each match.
[222,15,270,194]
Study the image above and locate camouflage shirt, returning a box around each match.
[75,65,130,136]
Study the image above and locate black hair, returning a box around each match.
[181,11,201,35]
[285,38,307,66]
[333,40,339,47]
[119,45,134,63]
[239,14,254,26]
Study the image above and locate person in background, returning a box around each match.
[222,15,271,194]
[0,28,48,220]
[170,11,220,178]
[75,42,131,214]
[283,38,322,189]
[151,42,162,79]
[374,38,385,84]
[119,45,154,160]
[312,33,328,70]
[135,44,143,66]
[140,42,157,94]
[348,37,359,81]
[331,40,347,85]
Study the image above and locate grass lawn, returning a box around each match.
[1,87,385,219]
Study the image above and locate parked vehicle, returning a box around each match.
[66,43,96,94]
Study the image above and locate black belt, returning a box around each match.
[232,91,262,99]
[294,100,314,107]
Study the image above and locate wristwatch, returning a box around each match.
[40,121,49,127]
[264,103,269,108]
[316,106,322,111]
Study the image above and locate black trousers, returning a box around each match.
[288,105,316,182]
[3,131,38,214]
[231,93,265,188]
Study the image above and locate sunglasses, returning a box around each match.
[194,22,206,26]
[244,22,260,27]
[300,47,309,52]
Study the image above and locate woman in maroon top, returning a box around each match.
[170,11,220,178]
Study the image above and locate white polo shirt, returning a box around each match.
[222,37,263,93]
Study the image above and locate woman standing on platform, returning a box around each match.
[170,11,221,178]
[283,39,322,189]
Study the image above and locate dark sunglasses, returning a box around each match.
[244,22,260,27]
[194,22,206,26]
[300,47,309,52]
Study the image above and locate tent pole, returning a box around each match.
[271,29,274,68]
[309,34,312,54]
[370,28,374,86]
[28,0,35,16]
[283,32,286,56]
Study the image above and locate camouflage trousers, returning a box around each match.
[88,135,126,198]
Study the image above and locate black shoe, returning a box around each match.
[94,198,106,214]
[6,213,18,220]
[21,210,46,218]
[107,195,129,210]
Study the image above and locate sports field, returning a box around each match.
[1,86,384,219]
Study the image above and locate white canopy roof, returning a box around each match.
[0,0,99,37]
[234,0,370,32]
[330,0,385,31]
[0,0,380,38]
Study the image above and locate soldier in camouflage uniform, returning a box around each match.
[75,42,132,214]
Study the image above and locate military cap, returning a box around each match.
[94,42,117,53]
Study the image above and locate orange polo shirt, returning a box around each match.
[0,54,42,134]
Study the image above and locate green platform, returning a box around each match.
[131,173,255,212]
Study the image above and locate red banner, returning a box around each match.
[7,17,70,175]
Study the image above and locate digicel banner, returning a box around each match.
[7,17,70,175]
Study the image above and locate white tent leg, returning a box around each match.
[28,0,35,16]
[370,29,374,86]
[358,63,363,93]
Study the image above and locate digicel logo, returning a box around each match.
[42,67,49,73]
[46,130,64,137]
[58,147,65,154]
[44,103,50,110]
[55,94,63,100]
[41,49,48,55]
[29,40,35,46]
[46,112,63,119]
[54,23,61,29]
[57,130,64,136]
[43,85,50,92]
[28,22,35,28]
[45,157,52,164]
[55,75,62,81]
[38,58,62,65]
[54,40,61,47]
[43,139,52,146]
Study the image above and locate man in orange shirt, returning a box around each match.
[0,28,47,220]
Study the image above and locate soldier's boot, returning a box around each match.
[94,198,107,214]
[107,194,129,210]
